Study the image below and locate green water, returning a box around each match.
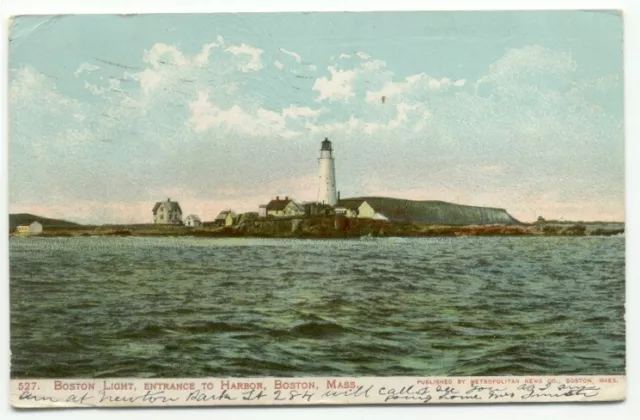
[10,236,625,378]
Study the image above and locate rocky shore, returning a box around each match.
[12,217,624,239]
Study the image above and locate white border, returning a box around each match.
[1,0,637,419]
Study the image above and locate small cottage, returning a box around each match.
[152,198,183,224]
[15,221,43,235]
[335,199,388,221]
[265,196,305,217]
[284,201,305,217]
[184,214,202,228]
[215,210,237,227]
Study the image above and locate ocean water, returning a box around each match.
[10,236,625,378]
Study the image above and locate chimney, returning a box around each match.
[285,196,289,200]
[167,198,170,202]
[276,196,279,201]
[337,191,340,201]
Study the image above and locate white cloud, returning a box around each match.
[84,81,104,95]
[10,66,77,110]
[313,66,359,102]
[9,67,47,101]
[188,92,252,132]
[275,49,318,75]
[429,77,450,89]
[280,48,302,63]
[226,43,263,72]
[194,42,221,66]
[306,102,431,136]
[361,59,387,71]
[8,68,96,184]
[365,73,465,103]
[453,79,466,87]
[188,91,299,138]
[136,43,192,95]
[119,40,263,98]
[74,62,100,78]
[313,55,390,102]
[138,68,164,95]
[478,45,576,85]
[569,74,620,95]
[69,40,300,144]
[83,78,121,96]
[143,43,188,68]
[315,53,466,106]
[339,53,351,59]
[282,105,325,119]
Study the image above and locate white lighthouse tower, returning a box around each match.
[317,137,337,206]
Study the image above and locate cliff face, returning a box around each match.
[345,197,521,226]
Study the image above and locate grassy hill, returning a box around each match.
[343,196,522,226]
[9,213,84,230]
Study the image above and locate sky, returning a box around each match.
[7,11,624,224]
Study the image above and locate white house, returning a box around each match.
[152,198,183,224]
[264,196,305,217]
[16,221,43,235]
[335,199,389,221]
[284,200,305,217]
[215,210,237,227]
[184,215,202,228]
[356,201,388,220]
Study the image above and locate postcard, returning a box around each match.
[8,10,625,408]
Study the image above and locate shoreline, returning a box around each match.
[9,217,625,239]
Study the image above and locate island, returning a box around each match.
[9,211,624,239]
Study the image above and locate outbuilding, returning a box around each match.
[215,210,237,227]
[184,215,202,228]
[15,221,43,235]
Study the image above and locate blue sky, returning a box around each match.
[8,11,624,223]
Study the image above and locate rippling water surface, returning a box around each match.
[10,236,625,378]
